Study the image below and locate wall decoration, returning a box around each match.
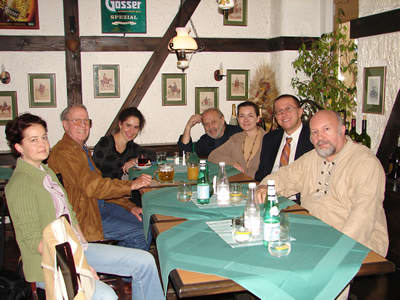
[195,87,219,114]
[93,65,120,98]
[0,0,39,29]
[227,69,249,100]
[0,91,17,125]
[101,0,146,33]
[28,73,56,107]
[223,0,247,26]
[162,73,186,106]
[362,66,386,115]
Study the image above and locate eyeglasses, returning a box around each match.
[66,119,92,126]
[274,106,298,116]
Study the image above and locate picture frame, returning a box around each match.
[195,87,219,114]
[0,91,18,125]
[0,0,39,29]
[162,73,186,106]
[362,66,386,115]
[223,0,247,26]
[93,65,120,98]
[226,69,249,100]
[28,73,56,107]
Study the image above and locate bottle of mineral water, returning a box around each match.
[216,162,230,205]
[197,160,210,204]
[263,180,280,246]
[244,182,261,236]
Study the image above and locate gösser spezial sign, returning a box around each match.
[101,0,146,33]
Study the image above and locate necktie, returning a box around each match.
[279,137,292,167]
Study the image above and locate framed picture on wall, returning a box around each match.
[226,69,249,100]
[0,91,18,125]
[0,1,39,29]
[93,65,120,98]
[362,66,386,115]
[28,73,56,107]
[162,73,186,106]
[223,0,247,26]
[195,87,219,114]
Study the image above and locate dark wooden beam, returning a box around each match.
[105,0,201,135]
[63,0,82,105]
[0,36,65,51]
[80,36,161,51]
[350,8,400,39]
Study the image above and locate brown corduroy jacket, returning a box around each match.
[48,133,133,241]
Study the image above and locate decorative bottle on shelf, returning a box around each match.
[388,136,400,192]
[197,160,210,204]
[244,182,261,236]
[360,115,371,148]
[263,180,280,247]
[229,104,238,126]
[216,162,230,205]
[349,118,360,143]
[257,107,266,130]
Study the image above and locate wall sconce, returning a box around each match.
[214,63,226,81]
[168,27,199,71]
[0,65,11,84]
[217,0,235,16]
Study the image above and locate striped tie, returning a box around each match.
[279,137,292,167]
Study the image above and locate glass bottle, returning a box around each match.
[349,118,360,143]
[389,136,400,180]
[197,160,210,204]
[263,180,280,246]
[229,104,238,125]
[216,162,230,205]
[360,115,371,148]
[257,107,266,130]
[244,182,261,236]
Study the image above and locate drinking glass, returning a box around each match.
[229,183,243,204]
[187,162,199,181]
[177,183,193,202]
[137,152,148,166]
[154,163,174,183]
[156,151,167,165]
[268,213,291,257]
[232,216,252,243]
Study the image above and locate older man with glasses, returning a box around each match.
[254,94,314,182]
[48,104,153,251]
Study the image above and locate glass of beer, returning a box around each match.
[155,163,174,183]
[187,162,199,181]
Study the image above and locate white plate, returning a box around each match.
[136,164,152,170]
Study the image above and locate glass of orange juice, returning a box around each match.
[187,162,199,181]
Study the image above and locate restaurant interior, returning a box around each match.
[1,0,400,299]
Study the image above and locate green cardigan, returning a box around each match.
[5,158,78,283]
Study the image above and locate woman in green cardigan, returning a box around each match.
[5,113,163,300]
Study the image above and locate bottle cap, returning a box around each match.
[219,161,226,166]
[267,179,275,185]
[248,182,256,188]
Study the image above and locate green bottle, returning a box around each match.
[263,180,280,247]
[360,115,371,148]
[197,160,210,204]
[349,118,360,143]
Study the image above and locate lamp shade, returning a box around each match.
[169,27,198,52]
[218,0,235,10]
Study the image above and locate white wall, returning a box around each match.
[356,0,400,153]
[0,0,333,151]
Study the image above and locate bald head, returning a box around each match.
[310,110,346,161]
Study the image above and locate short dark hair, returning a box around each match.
[5,113,47,157]
[273,94,301,110]
[237,101,259,116]
[118,107,145,132]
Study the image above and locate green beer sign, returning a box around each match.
[101,0,146,33]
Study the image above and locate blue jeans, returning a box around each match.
[98,200,152,250]
[87,243,164,300]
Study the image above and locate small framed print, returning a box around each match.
[0,91,18,125]
[93,65,120,98]
[223,0,247,26]
[227,69,249,100]
[362,66,386,114]
[28,73,56,108]
[195,87,219,114]
[162,73,187,106]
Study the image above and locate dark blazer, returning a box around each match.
[254,123,314,181]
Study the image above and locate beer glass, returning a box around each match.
[154,163,174,183]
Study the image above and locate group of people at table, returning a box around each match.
[4,93,388,300]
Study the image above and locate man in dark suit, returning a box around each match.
[255,94,314,182]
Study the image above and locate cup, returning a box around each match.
[137,152,149,166]
[229,183,243,204]
[154,163,175,183]
[156,151,167,165]
[268,213,291,257]
[232,216,252,243]
[177,183,193,202]
[187,162,199,181]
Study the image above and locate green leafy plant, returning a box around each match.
[291,23,357,119]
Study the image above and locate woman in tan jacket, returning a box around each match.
[208,101,266,178]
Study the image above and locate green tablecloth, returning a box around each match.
[157,214,369,300]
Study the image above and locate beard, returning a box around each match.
[315,140,336,158]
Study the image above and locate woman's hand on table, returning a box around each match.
[130,206,143,221]
[131,174,152,190]
[122,158,137,174]
[256,184,267,204]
